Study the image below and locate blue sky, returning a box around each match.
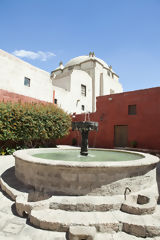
[0,0,160,91]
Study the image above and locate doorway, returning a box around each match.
[114,125,128,147]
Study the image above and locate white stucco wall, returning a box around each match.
[102,69,123,95]
[95,62,123,96]
[52,74,71,91]
[53,70,92,114]
[80,60,123,112]
[53,86,70,112]
[70,70,92,114]
[0,49,53,102]
[0,50,123,114]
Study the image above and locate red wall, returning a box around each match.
[1,88,160,150]
[0,89,50,104]
[59,87,160,150]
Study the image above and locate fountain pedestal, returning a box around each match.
[80,130,89,156]
[72,121,98,156]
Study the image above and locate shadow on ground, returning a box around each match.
[1,166,30,193]
[1,166,53,202]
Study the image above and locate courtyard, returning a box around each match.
[0,1,160,239]
[0,145,160,240]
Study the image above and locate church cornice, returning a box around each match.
[51,58,119,78]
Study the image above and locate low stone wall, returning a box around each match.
[14,148,159,196]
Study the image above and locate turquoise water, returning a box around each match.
[32,149,144,162]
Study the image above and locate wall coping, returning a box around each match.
[13,147,159,168]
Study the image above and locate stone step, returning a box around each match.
[49,195,123,212]
[16,195,123,217]
[29,209,120,232]
[113,209,160,238]
[68,226,96,240]
[120,195,157,215]
[68,227,149,240]
[94,232,157,240]
[94,232,114,240]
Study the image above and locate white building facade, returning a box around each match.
[51,52,123,113]
[0,49,53,103]
[0,49,123,114]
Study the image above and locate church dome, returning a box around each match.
[65,54,109,69]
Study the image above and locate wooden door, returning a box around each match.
[114,125,128,147]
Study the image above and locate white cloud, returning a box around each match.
[12,50,56,61]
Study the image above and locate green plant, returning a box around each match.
[0,102,71,150]
[130,140,137,148]
[0,148,5,155]
[5,147,16,155]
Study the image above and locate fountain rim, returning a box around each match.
[13,147,159,168]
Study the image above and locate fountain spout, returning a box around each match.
[72,121,98,156]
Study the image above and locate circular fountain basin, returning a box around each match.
[13,147,159,196]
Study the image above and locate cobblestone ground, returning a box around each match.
[0,155,66,240]
[0,155,160,240]
[0,191,66,240]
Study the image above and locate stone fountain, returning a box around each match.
[7,120,160,238]
[72,121,98,156]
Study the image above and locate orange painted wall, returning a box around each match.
[58,87,160,150]
[0,89,50,104]
[1,87,160,150]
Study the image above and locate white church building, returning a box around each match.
[0,49,123,114]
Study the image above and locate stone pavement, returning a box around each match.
[0,156,66,240]
[0,155,160,240]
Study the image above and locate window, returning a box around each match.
[107,70,110,76]
[24,77,30,87]
[81,105,85,111]
[128,105,136,115]
[81,84,86,96]
[54,98,57,104]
